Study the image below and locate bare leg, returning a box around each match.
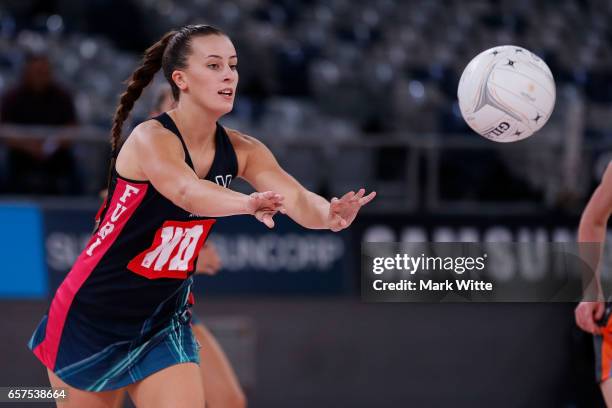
[47,369,125,408]
[602,378,612,407]
[192,323,246,408]
[126,363,204,408]
[112,391,126,408]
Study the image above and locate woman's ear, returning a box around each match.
[172,70,188,92]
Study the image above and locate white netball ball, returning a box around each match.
[457,45,556,142]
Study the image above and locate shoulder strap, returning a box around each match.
[215,124,239,178]
[152,112,194,169]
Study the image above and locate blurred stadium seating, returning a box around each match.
[0,0,609,211]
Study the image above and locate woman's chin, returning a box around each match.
[208,103,234,117]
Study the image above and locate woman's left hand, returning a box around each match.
[328,188,376,232]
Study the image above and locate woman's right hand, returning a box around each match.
[247,191,286,228]
[575,301,605,334]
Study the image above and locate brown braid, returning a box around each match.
[110,30,176,155]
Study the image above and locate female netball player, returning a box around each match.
[575,162,612,406]
[28,24,375,408]
[108,84,246,408]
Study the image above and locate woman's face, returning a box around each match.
[174,34,238,116]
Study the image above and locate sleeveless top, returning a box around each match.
[32,113,238,370]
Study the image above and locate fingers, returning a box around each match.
[329,214,347,232]
[583,315,598,334]
[337,191,356,206]
[335,189,376,208]
[359,191,377,206]
[582,308,599,334]
[265,192,285,210]
[328,189,374,232]
[251,191,286,215]
[275,201,287,214]
[255,209,276,228]
[331,193,355,211]
[350,189,376,206]
[329,198,342,215]
[262,212,275,228]
[575,307,590,333]
[596,302,606,320]
[576,303,605,334]
[252,193,283,227]
[255,191,280,200]
[252,191,284,205]
[340,191,355,201]
[592,303,605,334]
[589,319,602,335]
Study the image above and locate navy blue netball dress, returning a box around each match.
[28,112,238,391]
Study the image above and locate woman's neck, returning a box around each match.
[169,98,218,144]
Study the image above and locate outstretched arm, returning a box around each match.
[575,163,612,334]
[234,131,375,230]
[124,121,284,227]
[579,164,612,244]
